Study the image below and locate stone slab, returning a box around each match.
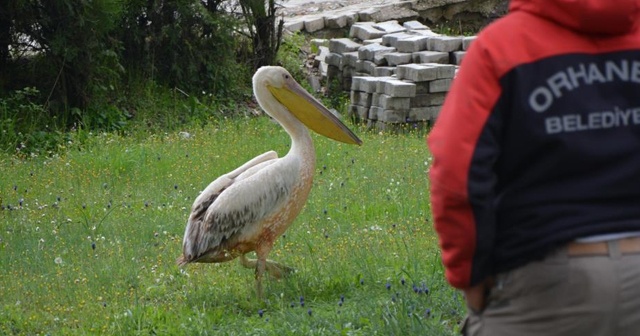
[378,108,409,123]
[403,20,430,30]
[374,66,396,77]
[412,50,449,64]
[358,43,396,62]
[376,78,416,97]
[350,22,387,41]
[462,36,477,51]
[410,93,446,107]
[429,78,452,93]
[451,51,466,65]
[382,32,415,47]
[384,52,414,66]
[329,38,363,54]
[408,106,441,121]
[428,36,463,52]
[325,14,348,29]
[373,20,406,34]
[304,16,326,33]
[395,35,430,53]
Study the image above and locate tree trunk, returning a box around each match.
[0,1,11,90]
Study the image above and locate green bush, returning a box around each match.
[0,87,66,155]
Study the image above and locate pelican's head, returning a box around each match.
[253,66,362,145]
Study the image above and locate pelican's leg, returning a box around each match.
[240,254,294,279]
[255,254,267,299]
[239,254,257,269]
[264,260,295,279]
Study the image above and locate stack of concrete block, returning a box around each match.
[316,19,476,128]
[349,62,456,129]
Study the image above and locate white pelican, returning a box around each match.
[177,66,362,297]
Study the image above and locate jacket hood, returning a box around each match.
[510,0,640,35]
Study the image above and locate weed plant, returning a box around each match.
[0,117,464,335]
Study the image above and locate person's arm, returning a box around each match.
[427,36,503,290]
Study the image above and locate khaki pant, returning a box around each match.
[464,241,640,336]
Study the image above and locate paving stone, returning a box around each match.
[349,22,387,40]
[349,104,370,120]
[358,43,396,62]
[378,108,409,123]
[395,35,430,52]
[429,78,452,92]
[430,63,456,79]
[401,63,455,79]
[325,52,343,68]
[377,78,416,97]
[319,61,328,78]
[343,51,359,68]
[342,65,354,79]
[304,16,326,33]
[363,38,384,45]
[359,76,380,93]
[403,20,430,30]
[369,106,383,120]
[362,60,377,74]
[462,36,477,51]
[325,14,348,29]
[412,50,449,64]
[374,66,396,77]
[428,36,463,52]
[314,46,330,67]
[396,63,438,81]
[373,53,389,66]
[384,52,414,66]
[378,94,411,110]
[410,93,446,107]
[382,32,415,47]
[344,12,359,26]
[408,106,441,121]
[284,19,305,32]
[373,20,406,34]
[451,51,466,65]
[412,81,431,94]
[357,7,381,22]
[329,38,363,54]
[372,76,396,91]
[350,91,372,107]
[371,92,380,106]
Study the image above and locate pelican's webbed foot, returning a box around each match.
[239,254,296,279]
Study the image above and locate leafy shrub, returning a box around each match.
[0,87,66,154]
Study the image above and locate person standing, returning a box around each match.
[427,0,640,335]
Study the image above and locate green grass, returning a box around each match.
[0,117,465,335]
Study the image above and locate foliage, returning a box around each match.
[277,32,309,82]
[0,87,67,155]
[0,0,260,154]
[119,0,251,97]
[238,0,284,70]
[0,118,464,335]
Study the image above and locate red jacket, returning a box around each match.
[428,0,640,289]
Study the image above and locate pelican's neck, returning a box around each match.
[280,109,316,164]
[253,83,316,164]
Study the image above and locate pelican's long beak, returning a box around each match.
[268,80,362,145]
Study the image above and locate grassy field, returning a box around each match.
[0,117,465,335]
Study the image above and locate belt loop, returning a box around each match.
[608,240,622,259]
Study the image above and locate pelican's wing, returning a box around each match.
[181,150,299,263]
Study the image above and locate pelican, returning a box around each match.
[177,66,362,297]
